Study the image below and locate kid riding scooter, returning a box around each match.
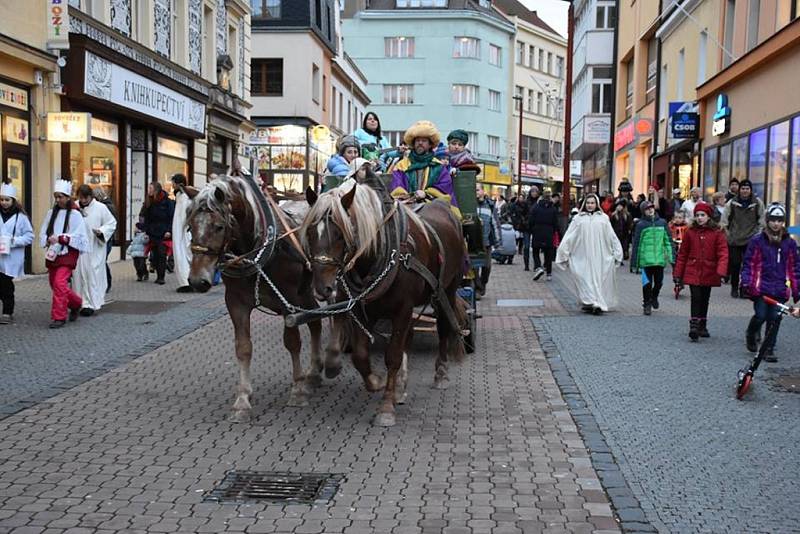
[736,296,799,399]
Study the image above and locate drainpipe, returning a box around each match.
[607,0,620,194]
[652,0,663,186]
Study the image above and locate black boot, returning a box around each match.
[689,319,700,341]
[765,347,778,363]
[745,317,760,353]
[643,302,652,316]
[698,319,710,338]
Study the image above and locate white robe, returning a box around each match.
[73,200,117,311]
[0,211,34,279]
[555,211,623,311]
[172,191,193,287]
[39,205,89,254]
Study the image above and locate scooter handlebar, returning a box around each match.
[762,296,798,317]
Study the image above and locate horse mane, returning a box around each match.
[188,175,264,241]
[302,182,425,260]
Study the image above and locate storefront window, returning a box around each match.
[748,129,767,199]
[69,143,119,201]
[791,116,800,239]
[768,120,790,205]
[731,136,748,187]
[157,137,189,196]
[703,147,717,200]
[718,143,731,193]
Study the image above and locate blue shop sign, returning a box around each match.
[712,94,731,137]
[669,102,699,139]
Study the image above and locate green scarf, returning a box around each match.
[405,151,443,191]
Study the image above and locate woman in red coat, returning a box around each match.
[673,202,729,341]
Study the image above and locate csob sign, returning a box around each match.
[84,52,206,135]
[46,0,70,50]
[712,94,731,137]
[46,112,92,142]
[669,102,699,139]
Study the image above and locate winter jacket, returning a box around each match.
[528,199,559,248]
[476,198,501,248]
[496,223,517,256]
[142,193,175,240]
[673,225,729,287]
[353,128,391,161]
[326,154,351,177]
[631,215,673,269]
[509,198,528,231]
[127,232,149,258]
[610,212,632,245]
[740,231,800,302]
[721,196,765,246]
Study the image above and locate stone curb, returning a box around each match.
[531,317,657,534]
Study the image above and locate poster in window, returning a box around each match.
[84,170,112,186]
[91,156,114,171]
[7,158,24,201]
[4,117,29,146]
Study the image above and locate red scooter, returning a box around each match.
[736,296,798,399]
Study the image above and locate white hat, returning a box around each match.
[54,179,73,197]
[0,182,16,200]
[767,202,786,220]
[345,158,370,180]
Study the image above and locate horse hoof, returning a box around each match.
[286,394,309,408]
[365,374,386,392]
[374,412,396,427]
[397,392,408,405]
[229,409,252,423]
[325,365,342,379]
[433,378,450,390]
[305,373,323,388]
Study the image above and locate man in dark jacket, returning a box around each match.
[519,186,541,271]
[724,178,740,202]
[142,182,175,285]
[528,190,559,281]
[721,179,765,298]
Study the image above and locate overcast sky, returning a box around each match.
[518,0,569,38]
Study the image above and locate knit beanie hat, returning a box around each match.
[337,135,360,156]
[447,129,469,144]
[693,202,714,218]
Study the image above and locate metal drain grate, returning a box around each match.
[204,471,344,504]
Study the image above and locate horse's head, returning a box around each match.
[186,183,236,292]
[302,185,356,301]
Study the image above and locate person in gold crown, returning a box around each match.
[388,120,460,218]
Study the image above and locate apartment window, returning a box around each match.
[322,75,327,111]
[625,60,633,119]
[556,56,565,79]
[312,64,320,103]
[557,98,564,120]
[251,0,281,18]
[776,0,793,30]
[547,52,553,75]
[338,93,343,126]
[384,84,414,104]
[153,0,172,58]
[452,84,478,106]
[527,89,534,112]
[747,0,761,51]
[251,59,283,96]
[396,0,447,6]
[347,101,352,133]
[538,48,545,71]
[202,5,214,78]
[536,91,544,115]
[453,37,480,59]
[467,132,479,152]
[514,85,523,111]
[489,44,501,66]
[384,131,404,147]
[516,41,524,64]
[697,31,708,85]
[332,87,337,128]
[646,39,657,104]
[677,48,685,101]
[528,45,536,68]
[723,0,736,67]
[314,0,322,30]
[385,37,415,58]
[488,90,501,112]
[659,65,668,121]
[596,3,616,29]
[488,135,499,157]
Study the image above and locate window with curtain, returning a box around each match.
[768,120,790,205]
[489,44,501,66]
[452,84,478,105]
[488,135,499,157]
[453,37,480,59]
[385,37,415,58]
[467,132,479,152]
[383,84,414,104]
[251,0,281,18]
[516,41,524,64]
[488,90,501,112]
[749,128,768,198]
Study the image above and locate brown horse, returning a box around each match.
[301,183,466,427]
[183,175,323,421]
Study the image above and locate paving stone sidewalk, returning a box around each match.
[0,263,620,534]
[0,260,226,418]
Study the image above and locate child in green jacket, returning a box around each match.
[632,201,674,315]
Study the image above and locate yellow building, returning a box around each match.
[652,0,722,199]
[612,0,659,196]
[0,1,253,274]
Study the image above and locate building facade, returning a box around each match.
[495,0,567,195]
[342,0,515,190]
[1,0,252,273]
[569,0,615,194]
[612,0,659,196]
[249,0,369,192]
[696,1,800,232]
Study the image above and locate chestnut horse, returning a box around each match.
[183,175,323,421]
[301,183,466,427]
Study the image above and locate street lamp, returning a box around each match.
[512,95,524,197]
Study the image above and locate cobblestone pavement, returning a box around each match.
[0,261,226,418]
[538,262,800,533]
[0,262,621,534]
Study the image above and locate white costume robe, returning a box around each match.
[39,205,89,254]
[172,191,193,287]
[73,199,117,310]
[555,211,623,311]
[0,211,34,279]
